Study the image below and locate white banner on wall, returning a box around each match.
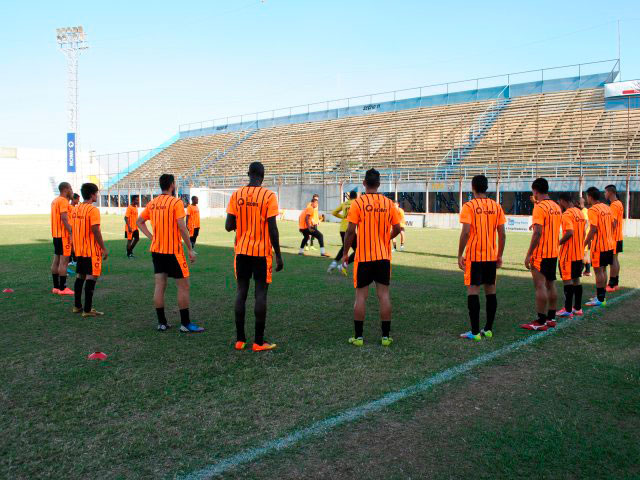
[505,215,532,232]
[604,80,640,98]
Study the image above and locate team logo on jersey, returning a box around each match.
[365,204,373,212]
[238,198,245,206]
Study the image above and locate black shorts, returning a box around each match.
[234,254,272,284]
[466,261,497,286]
[598,250,614,268]
[616,240,623,254]
[537,257,558,282]
[53,237,63,255]
[152,252,188,278]
[192,227,200,238]
[355,260,391,288]
[124,230,140,240]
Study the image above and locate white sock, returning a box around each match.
[320,247,326,254]
[329,260,337,267]
[299,248,304,254]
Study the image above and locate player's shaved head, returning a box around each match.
[191,196,198,204]
[471,175,489,194]
[58,182,71,194]
[349,190,357,199]
[605,184,617,194]
[364,168,380,188]
[248,162,265,178]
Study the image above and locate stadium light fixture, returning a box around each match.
[56,25,89,137]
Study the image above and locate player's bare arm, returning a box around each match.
[342,222,357,265]
[559,229,573,246]
[584,224,597,250]
[91,224,109,260]
[390,222,401,240]
[124,215,131,232]
[177,217,196,263]
[306,214,313,230]
[497,224,506,268]
[61,211,72,240]
[525,224,542,269]
[267,216,283,272]
[458,223,471,271]
[225,213,236,232]
[137,216,153,242]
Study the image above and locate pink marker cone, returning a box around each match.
[87,352,108,360]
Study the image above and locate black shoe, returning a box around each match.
[157,323,172,332]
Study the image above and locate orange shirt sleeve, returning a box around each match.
[175,200,185,220]
[497,205,506,226]
[532,204,544,226]
[561,211,574,233]
[227,192,237,215]
[389,203,400,225]
[140,205,151,221]
[266,194,279,218]
[460,203,472,224]
[89,207,100,226]
[587,208,598,230]
[346,200,361,224]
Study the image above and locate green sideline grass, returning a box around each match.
[1,214,638,479]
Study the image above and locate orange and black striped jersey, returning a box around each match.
[72,202,101,257]
[346,193,400,262]
[459,198,506,262]
[125,205,138,232]
[140,194,186,254]
[186,204,201,229]
[227,186,279,257]
[588,203,615,253]
[299,205,314,230]
[610,199,624,242]
[51,196,70,238]
[531,199,562,260]
[68,203,77,226]
[560,207,586,262]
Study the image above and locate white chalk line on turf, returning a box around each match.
[179,289,637,480]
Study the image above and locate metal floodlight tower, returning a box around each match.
[56,26,88,138]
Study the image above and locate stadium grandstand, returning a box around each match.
[95,59,639,222]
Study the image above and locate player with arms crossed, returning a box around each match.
[605,185,624,292]
[137,174,203,333]
[50,182,74,295]
[72,183,108,317]
[186,195,201,249]
[124,195,140,258]
[327,190,357,274]
[457,175,506,341]
[522,178,561,331]
[556,193,586,318]
[225,162,283,351]
[584,187,615,307]
[343,168,401,347]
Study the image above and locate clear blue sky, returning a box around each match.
[1,0,638,154]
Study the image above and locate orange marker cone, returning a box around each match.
[87,352,108,360]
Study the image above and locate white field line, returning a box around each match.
[180,289,637,480]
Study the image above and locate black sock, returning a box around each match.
[609,276,619,287]
[485,294,497,332]
[563,285,574,312]
[354,320,364,338]
[156,307,167,326]
[467,295,480,335]
[574,285,583,310]
[74,278,85,308]
[52,273,59,289]
[614,276,619,287]
[381,321,391,337]
[254,303,266,346]
[235,311,246,342]
[547,309,556,321]
[597,287,606,302]
[179,308,190,327]
[584,263,591,273]
[83,280,96,313]
[537,312,547,324]
[59,275,67,290]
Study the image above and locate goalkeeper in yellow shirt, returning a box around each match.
[327,191,358,274]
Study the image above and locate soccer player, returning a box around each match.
[137,174,203,333]
[72,183,108,317]
[298,197,330,257]
[392,201,406,252]
[556,193,586,318]
[124,195,140,258]
[605,185,624,292]
[584,187,615,307]
[50,182,74,295]
[580,197,592,276]
[521,178,561,331]
[343,168,401,347]
[327,190,357,274]
[308,193,320,250]
[69,193,80,266]
[225,162,284,351]
[186,195,201,248]
[457,175,506,341]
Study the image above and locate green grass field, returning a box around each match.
[1,214,638,479]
